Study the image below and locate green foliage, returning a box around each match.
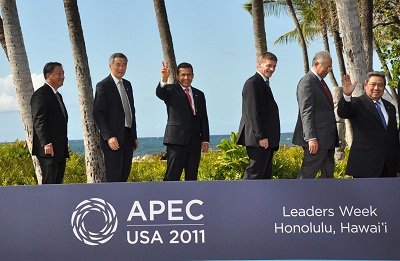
[0,139,352,186]
[371,1,399,88]
[214,132,248,180]
[334,148,352,179]
[64,150,87,184]
[198,149,225,180]
[272,145,303,179]
[129,155,166,182]
[0,141,36,186]
[0,141,87,186]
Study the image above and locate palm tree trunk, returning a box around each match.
[153,0,177,83]
[336,0,368,147]
[63,0,105,183]
[336,0,367,97]
[285,0,309,73]
[328,0,346,77]
[252,0,267,58]
[318,7,345,159]
[360,0,373,72]
[0,0,42,183]
[0,17,8,60]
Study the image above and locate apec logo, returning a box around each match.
[71,198,118,246]
[71,198,205,246]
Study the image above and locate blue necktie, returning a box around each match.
[375,101,387,129]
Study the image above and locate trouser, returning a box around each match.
[243,147,274,179]
[37,156,66,184]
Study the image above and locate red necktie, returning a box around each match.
[321,79,333,103]
[184,88,194,115]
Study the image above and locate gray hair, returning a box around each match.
[365,71,386,85]
[312,51,331,65]
[109,53,128,64]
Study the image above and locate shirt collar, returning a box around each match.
[311,68,322,81]
[46,83,57,94]
[111,74,121,85]
[179,83,191,91]
[256,71,268,82]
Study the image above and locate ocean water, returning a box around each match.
[68,133,294,157]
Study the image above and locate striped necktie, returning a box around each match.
[375,101,387,129]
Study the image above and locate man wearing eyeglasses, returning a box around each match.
[293,51,339,179]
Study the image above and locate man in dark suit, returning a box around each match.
[93,53,139,182]
[237,52,280,179]
[338,72,400,178]
[31,62,69,184]
[156,61,209,181]
[293,51,338,179]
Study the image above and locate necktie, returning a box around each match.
[375,101,387,129]
[118,81,132,128]
[184,88,195,115]
[321,79,333,103]
[55,92,67,119]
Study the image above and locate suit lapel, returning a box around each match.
[192,87,200,114]
[121,78,135,115]
[177,83,194,114]
[311,74,333,106]
[254,73,270,97]
[382,99,392,127]
[361,94,386,130]
[109,75,124,111]
[45,84,68,121]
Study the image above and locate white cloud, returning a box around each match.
[0,73,44,112]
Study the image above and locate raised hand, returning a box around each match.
[341,74,357,96]
[161,61,170,82]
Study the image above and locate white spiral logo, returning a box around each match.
[71,198,118,246]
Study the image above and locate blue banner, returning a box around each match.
[0,179,399,260]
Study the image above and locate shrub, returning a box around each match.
[64,150,87,184]
[0,139,351,186]
[214,132,248,180]
[0,142,87,186]
[129,155,166,182]
[272,145,303,179]
[334,148,352,179]
[198,149,224,180]
[0,141,36,186]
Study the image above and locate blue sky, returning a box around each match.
[0,0,380,142]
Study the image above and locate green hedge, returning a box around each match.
[0,138,350,186]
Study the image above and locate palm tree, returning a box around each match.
[360,0,374,72]
[0,0,42,183]
[153,0,177,83]
[63,0,105,182]
[327,0,346,77]
[336,0,368,147]
[251,0,268,58]
[285,0,309,73]
[336,0,367,97]
[0,17,8,59]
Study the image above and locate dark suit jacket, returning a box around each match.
[93,74,137,151]
[292,71,338,149]
[30,83,69,158]
[237,73,280,149]
[338,93,400,177]
[156,82,209,145]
